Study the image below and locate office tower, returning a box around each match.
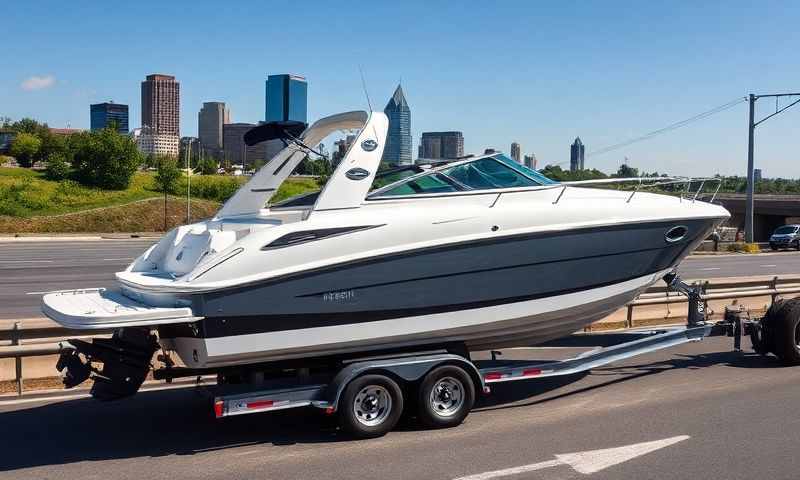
[570,137,585,172]
[198,102,230,159]
[510,142,521,163]
[90,102,129,133]
[420,131,464,159]
[223,123,268,168]
[265,74,307,123]
[381,84,412,166]
[140,74,180,157]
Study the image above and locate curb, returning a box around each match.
[0,234,161,242]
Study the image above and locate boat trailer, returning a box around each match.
[56,273,800,438]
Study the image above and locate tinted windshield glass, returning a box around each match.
[442,157,539,189]
[379,173,459,196]
[774,226,798,234]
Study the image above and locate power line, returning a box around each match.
[586,96,747,158]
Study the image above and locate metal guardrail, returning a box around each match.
[3,275,800,396]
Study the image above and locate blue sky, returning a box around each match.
[3,1,799,177]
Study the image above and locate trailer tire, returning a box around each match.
[417,365,475,429]
[768,298,800,366]
[338,374,403,439]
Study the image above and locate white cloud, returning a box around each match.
[21,75,56,91]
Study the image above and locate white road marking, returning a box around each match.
[700,267,721,271]
[760,264,777,268]
[25,291,51,295]
[102,258,134,261]
[453,435,690,479]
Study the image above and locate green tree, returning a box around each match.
[72,128,141,189]
[37,130,68,162]
[615,164,639,178]
[9,132,42,167]
[45,152,70,180]
[10,118,50,137]
[198,156,218,175]
[154,155,181,194]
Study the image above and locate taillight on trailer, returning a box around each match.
[247,400,275,409]
[213,400,224,418]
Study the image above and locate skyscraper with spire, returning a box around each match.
[381,84,412,166]
[570,137,585,171]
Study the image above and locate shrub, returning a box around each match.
[72,129,141,189]
[45,152,70,181]
[9,132,41,168]
[153,156,181,195]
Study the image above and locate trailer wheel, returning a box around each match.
[338,374,403,439]
[417,365,475,429]
[769,298,800,366]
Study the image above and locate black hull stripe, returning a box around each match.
[295,243,679,298]
[206,218,711,297]
[189,270,663,339]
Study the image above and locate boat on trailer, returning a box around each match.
[43,109,730,411]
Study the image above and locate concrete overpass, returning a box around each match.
[713,193,800,241]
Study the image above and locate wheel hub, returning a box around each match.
[353,385,392,427]
[429,376,464,418]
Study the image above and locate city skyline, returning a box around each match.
[3,1,800,177]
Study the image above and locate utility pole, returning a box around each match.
[186,138,192,224]
[745,94,755,243]
[744,92,800,243]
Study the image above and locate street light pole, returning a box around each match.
[745,94,756,243]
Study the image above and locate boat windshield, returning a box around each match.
[369,154,556,198]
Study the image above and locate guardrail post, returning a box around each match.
[626,304,634,328]
[770,276,778,305]
[13,322,22,396]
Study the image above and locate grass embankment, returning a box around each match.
[0,168,319,233]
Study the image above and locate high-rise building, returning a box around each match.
[570,137,585,172]
[484,148,497,155]
[140,74,180,157]
[265,74,307,124]
[223,123,268,168]
[198,102,230,159]
[90,102,129,133]
[382,84,412,166]
[332,134,357,167]
[136,127,180,158]
[420,131,464,159]
[141,74,179,135]
[523,154,537,170]
[754,168,763,182]
[510,142,521,163]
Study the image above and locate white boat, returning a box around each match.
[42,110,729,399]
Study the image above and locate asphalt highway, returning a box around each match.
[2,336,800,479]
[2,239,800,321]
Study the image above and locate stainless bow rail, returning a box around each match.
[553,176,724,205]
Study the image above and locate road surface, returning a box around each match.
[1,336,799,479]
[2,239,800,320]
